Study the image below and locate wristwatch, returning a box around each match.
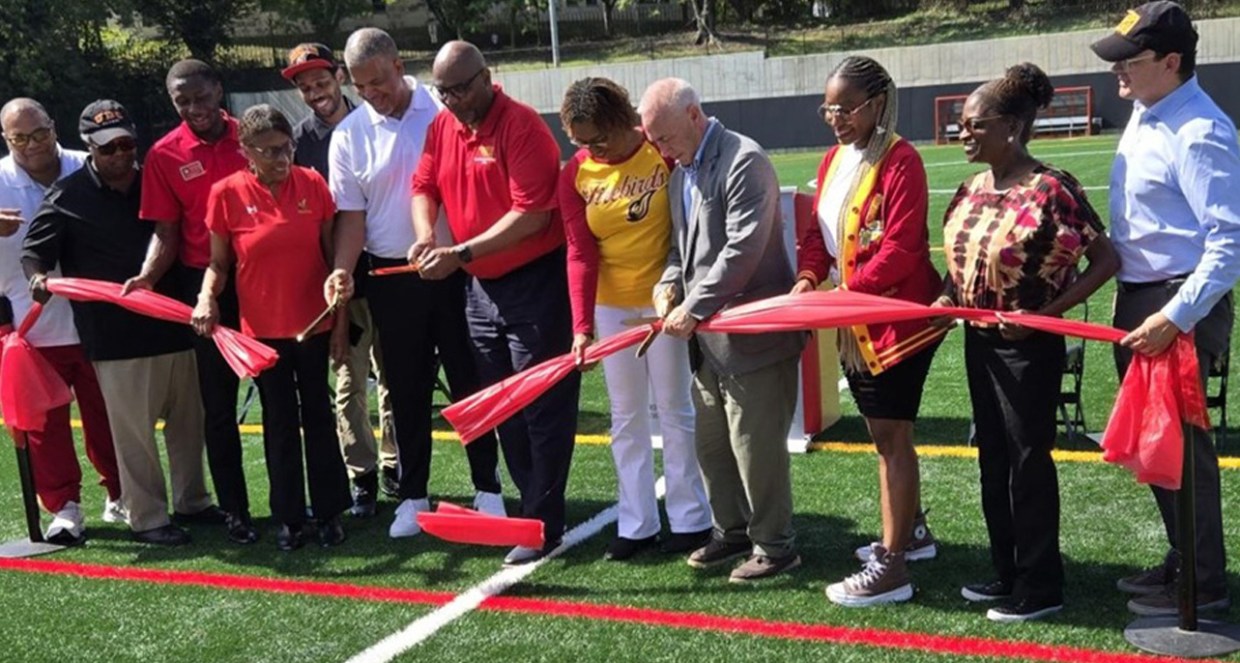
[454,244,474,264]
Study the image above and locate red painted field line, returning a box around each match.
[0,557,1212,663]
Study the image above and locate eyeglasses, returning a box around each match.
[92,138,137,156]
[247,141,295,160]
[3,126,53,148]
[569,132,609,150]
[957,115,1005,133]
[817,96,877,123]
[1114,53,1159,73]
[435,68,485,101]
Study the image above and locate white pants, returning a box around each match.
[596,304,712,539]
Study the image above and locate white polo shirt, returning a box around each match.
[0,147,86,347]
[328,76,450,260]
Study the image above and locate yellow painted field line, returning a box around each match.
[22,419,1240,469]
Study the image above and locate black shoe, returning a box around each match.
[961,579,1014,602]
[45,529,86,547]
[661,528,712,554]
[317,517,346,547]
[131,524,191,546]
[225,511,259,544]
[686,538,751,569]
[172,505,228,526]
[987,595,1063,622]
[380,466,399,498]
[604,535,658,561]
[351,472,378,518]
[276,523,305,552]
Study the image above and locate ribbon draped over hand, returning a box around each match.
[442,290,1203,489]
[0,303,74,434]
[46,278,279,379]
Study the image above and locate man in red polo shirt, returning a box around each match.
[412,41,578,566]
[123,59,256,544]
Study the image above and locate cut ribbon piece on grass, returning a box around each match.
[417,503,544,548]
[45,278,279,378]
[0,303,73,434]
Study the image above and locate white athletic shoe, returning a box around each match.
[388,498,430,538]
[46,501,85,545]
[101,498,129,525]
[473,491,506,517]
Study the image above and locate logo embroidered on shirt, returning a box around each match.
[474,144,496,165]
[297,198,311,214]
[246,205,258,215]
[179,161,206,181]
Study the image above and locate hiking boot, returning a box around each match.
[1117,553,1178,595]
[987,595,1063,623]
[827,547,914,607]
[686,539,750,569]
[854,510,937,563]
[1127,587,1230,616]
[961,579,1014,602]
[729,553,801,583]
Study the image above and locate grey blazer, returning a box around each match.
[657,121,806,377]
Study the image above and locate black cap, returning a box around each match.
[79,100,136,145]
[1091,1,1198,62]
[282,43,339,81]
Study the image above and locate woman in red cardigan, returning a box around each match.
[793,56,945,607]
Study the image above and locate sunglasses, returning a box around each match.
[93,138,137,156]
[1114,52,1159,73]
[248,142,296,160]
[4,126,53,148]
[817,96,877,123]
[569,133,609,150]
[957,115,1005,133]
[435,68,485,101]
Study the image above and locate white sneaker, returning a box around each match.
[503,545,547,567]
[388,498,430,538]
[102,498,129,525]
[473,491,506,517]
[46,501,85,545]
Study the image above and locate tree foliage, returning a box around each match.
[260,0,377,42]
[129,0,260,63]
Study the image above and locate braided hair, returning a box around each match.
[976,62,1054,145]
[825,55,899,373]
[559,77,640,136]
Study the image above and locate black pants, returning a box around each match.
[365,255,501,500]
[181,266,249,516]
[255,333,350,524]
[1114,283,1233,594]
[466,250,580,540]
[965,327,1065,603]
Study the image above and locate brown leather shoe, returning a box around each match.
[728,552,801,583]
[687,539,750,569]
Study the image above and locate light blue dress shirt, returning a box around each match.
[1109,75,1240,331]
[681,118,720,224]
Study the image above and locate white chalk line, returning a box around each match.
[346,478,668,662]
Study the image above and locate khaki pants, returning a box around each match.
[92,350,212,532]
[692,355,798,558]
[333,298,396,479]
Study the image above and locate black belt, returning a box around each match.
[1117,274,1191,294]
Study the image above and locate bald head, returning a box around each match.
[431,41,494,129]
[0,98,51,127]
[638,79,707,167]
[344,27,399,68]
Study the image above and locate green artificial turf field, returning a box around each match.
[3,133,1240,662]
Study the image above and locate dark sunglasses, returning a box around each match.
[93,138,138,156]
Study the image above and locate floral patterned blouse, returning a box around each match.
[943,165,1104,312]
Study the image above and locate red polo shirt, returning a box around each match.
[411,87,563,279]
[141,114,249,269]
[205,166,335,339]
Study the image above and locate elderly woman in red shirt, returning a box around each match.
[941,63,1117,623]
[793,56,945,608]
[192,104,351,551]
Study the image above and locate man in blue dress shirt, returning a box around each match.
[1092,0,1240,617]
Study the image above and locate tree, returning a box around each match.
[422,0,492,40]
[260,0,378,43]
[599,0,635,37]
[130,0,259,63]
[686,0,719,45]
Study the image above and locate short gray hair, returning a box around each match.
[344,27,399,68]
[637,78,700,117]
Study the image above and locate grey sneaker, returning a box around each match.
[687,539,751,569]
[827,547,914,607]
[1117,556,1177,595]
[854,510,937,563]
[728,553,801,583]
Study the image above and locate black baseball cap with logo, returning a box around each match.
[78,99,136,145]
[1091,1,1198,62]
[282,43,339,81]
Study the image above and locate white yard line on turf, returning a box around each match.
[346,479,668,663]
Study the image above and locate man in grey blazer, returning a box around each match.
[639,78,805,583]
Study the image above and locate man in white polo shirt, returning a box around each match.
[327,28,505,539]
[0,97,122,544]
